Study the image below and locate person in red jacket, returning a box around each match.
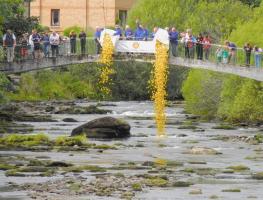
[203,34,212,60]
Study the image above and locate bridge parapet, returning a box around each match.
[0,39,262,81]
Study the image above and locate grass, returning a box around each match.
[132,183,142,191]
[145,177,168,187]
[0,134,50,147]
[54,135,87,146]
[93,144,117,150]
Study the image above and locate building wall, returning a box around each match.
[30,0,87,32]
[30,0,136,32]
[87,0,116,29]
[115,0,136,10]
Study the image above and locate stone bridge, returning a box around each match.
[0,54,262,81]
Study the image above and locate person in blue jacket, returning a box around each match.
[143,27,149,41]
[94,26,102,54]
[169,27,179,57]
[150,27,159,39]
[124,25,133,40]
[135,20,145,40]
[114,25,122,37]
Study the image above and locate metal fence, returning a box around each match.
[0,38,262,68]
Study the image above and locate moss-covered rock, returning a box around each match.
[71,117,131,139]
[252,172,263,180]
[173,181,192,187]
[145,177,168,187]
[226,165,250,172]
[222,189,241,192]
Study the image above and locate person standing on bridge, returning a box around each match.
[3,29,16,63]
[203,34,212,60]
[114,25,123,37]
[244,43,253,67]
[94,26,102,55]
[169,27,179,57]
[79,30,87,55]
[196,33,204,60]
[49,31,60,57]
[42,32,50,58]
[31,30,42,59]
[124,25,133,40]
[225,41,237,64]
[150,27,159,39]
[69,31,77,54]
[20,33,29,59]
[183,29,196,59]
[135,20,144,40]
[254,46,262,68]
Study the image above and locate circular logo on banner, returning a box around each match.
[132,42,140,49]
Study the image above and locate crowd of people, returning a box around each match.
[2,29,87,62]
[1,21,262,68]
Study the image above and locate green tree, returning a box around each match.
[128,0,251,40]
[239,0,262,7]
[0,0,38,39]
[228,3,263,46]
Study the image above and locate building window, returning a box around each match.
[119,10,127,27]
[51,9,60,26]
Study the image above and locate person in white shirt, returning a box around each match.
[28,31,34,58]
[49,31,60,57]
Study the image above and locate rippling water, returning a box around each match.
[0,101,262,200]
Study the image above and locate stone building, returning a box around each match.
[29,0,136,32]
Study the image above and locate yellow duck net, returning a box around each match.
[150,40,169,136]
[98,33,115,99]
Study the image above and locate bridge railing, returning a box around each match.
[0,38,262,69]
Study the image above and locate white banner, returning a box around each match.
[115,40,155,53]
[100,28,169,53]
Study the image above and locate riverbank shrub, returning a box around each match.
[9,62,188,101]
[182,69,263,124]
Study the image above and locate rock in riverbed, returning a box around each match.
[71,117,131,139]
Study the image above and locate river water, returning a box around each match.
[0,101,262,200]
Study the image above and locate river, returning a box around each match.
[0,101,262,200]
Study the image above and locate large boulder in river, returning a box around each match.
[71,117,131,139]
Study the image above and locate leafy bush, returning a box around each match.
[227,79,263,123]
[182,69,263,123]
[63,26,83,37]
[182,69,224,119]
